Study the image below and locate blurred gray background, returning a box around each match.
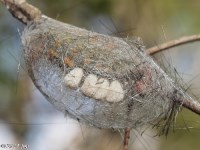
[1,0,200,150]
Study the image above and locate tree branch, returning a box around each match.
[177,97,200,115]
[0,0,41,24]
[123,128,131,150]
[147,34,200,55]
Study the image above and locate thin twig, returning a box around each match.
[123,128,131,150]
[147,34,200,55]
[177,98,200,115]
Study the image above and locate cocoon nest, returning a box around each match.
[22,16,194,135]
